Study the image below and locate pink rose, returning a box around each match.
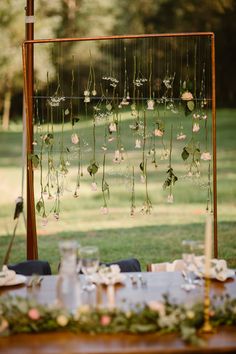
[28,308,40,320]
[100,315,111,326]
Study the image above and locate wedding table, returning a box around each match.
[0,271,236,354]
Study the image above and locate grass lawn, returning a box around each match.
[0,108,236,273]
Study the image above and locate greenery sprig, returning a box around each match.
[1,294,236,346]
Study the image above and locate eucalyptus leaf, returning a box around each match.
[182,148,189,161]
[36,200,43,214]
[187,100,195,112]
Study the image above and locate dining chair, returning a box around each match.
[104,258,141,272]
[8,260,52,276]
[147,259,185,272]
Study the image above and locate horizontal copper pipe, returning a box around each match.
[23,32,214,45]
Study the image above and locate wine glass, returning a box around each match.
[79,246,99,291]
[181,240,196,291]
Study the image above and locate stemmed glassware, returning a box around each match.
[79,246,100,291]
[181,240,197,291]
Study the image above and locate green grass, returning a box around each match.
[0,109,236,273]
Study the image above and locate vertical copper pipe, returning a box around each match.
[211,33,218,258]
[25,0,38,259]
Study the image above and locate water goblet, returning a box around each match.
[79,246,100,292]
[181,240,196,291]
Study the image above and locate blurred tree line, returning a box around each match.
[0,0,235,129]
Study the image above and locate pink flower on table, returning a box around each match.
[28,308,40,321]
[100,315,111,326]
[181,91,193,101]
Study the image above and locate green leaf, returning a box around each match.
[194,148,201,161]
[36,200,43,214]
[30,154,40,168]
[182,148,189,161]
[187,100,195,112]
[44,133,54,146]
[87,161,99,176]
[139,162,144,172]
[106,103,112,111]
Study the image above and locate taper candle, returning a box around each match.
[204,213,212,278]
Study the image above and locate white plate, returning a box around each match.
[0,274,27,287]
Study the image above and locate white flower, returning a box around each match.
[135,139,141,148]
[193,113,200,119]
[84,90,90,96]
[154,129,164,137]
[108,136,115,142]
[109,122,117,132]
[57,315,69,327]
[121,98,129,106]
[177,133,186,140]
[192,123,200,132]
[113,150,121,163]
[181,91,193,101]
[84,96,90,103]
[92,90,97,96]
[167,194,174,203]
[202,113,208,120]
[201,152,211,161]
[147,99,155,110]
[91,182,98,191]
[140,175,146,183]
[148,301,165,316]
[71,133,79,144]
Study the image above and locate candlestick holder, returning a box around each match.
[200,276,214,333]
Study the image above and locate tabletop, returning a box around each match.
[0,271,236,354]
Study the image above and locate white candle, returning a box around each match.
[204,213,212,277]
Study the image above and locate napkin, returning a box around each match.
[0,265,16,286]
[91,264,126,285]
[192,256,234,281]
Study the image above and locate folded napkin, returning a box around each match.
[151,260,185,272]
[91,264,126,285]
[0,265,16,286]
[192,256,234,281]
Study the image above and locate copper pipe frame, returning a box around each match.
[22,32,217,258]
[25,0,38,259]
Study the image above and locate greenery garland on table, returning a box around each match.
[1,294,236,346]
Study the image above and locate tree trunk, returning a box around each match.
[2,87,12,130]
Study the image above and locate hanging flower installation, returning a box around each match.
[31,36,213,221]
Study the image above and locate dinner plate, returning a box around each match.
[0,274,27,287]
